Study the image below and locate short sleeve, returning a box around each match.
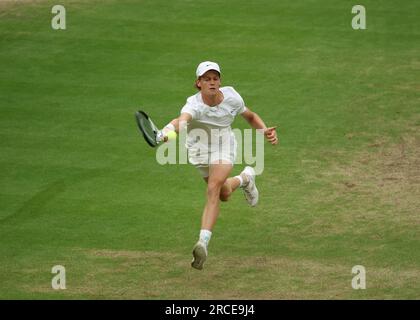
[237,101,246,114]
[180,101,197,119]
[230,87,246,115]
[240,106,248,114]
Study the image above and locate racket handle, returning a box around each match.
[156,130,164,143]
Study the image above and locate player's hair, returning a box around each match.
[194,78,201,91]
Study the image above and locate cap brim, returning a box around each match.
[197,68,221,78]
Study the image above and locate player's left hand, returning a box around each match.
[264,127,278,145]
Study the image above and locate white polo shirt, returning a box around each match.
[180,86,247,152]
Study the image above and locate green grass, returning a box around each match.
[0,0,419,299]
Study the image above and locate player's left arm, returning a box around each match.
[241,108,278,145]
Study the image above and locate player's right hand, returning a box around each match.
[156,130,165,143]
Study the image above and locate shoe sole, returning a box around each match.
[245,184,258,206]
[191,245,207,270]
[243,167,258,206]
[250,184,259,207]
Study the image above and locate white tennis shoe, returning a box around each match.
[191,241,208,270]
[241,166,259,207]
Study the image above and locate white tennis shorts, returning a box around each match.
[188,135,237,178]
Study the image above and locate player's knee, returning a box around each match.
[207,182,223,198]
[219,190,231,202]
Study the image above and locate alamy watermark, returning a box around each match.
[155,122,265,175]
[51,265,66,290]
[352,5,366,30]
[351,265,366,289]
[51,5,66,30]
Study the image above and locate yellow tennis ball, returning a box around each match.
[166,130,177,141]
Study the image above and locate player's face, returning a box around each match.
[197,70,221,96]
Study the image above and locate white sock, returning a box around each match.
[235,175,243,188]
[199,229,212,247]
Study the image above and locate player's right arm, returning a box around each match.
[163,112,191,134]
[161,97,195,141]
[177,112,192,133]
[160,112,192,142]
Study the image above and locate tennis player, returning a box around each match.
[160,61,278,270]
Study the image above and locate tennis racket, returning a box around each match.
[134,110,162,147]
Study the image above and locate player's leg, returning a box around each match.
[213,135,257,203]
[219,168,259,206]
[219,175,246,201]
[191,162,232,270]
[202,162,233,230]
[203,171,251,202]
[203,177,235,201]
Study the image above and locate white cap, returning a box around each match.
[196,61,221,78]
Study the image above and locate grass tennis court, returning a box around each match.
[0,0,419,299]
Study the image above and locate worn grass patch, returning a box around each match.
[301,118,420,231]
[10,248,419,299]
